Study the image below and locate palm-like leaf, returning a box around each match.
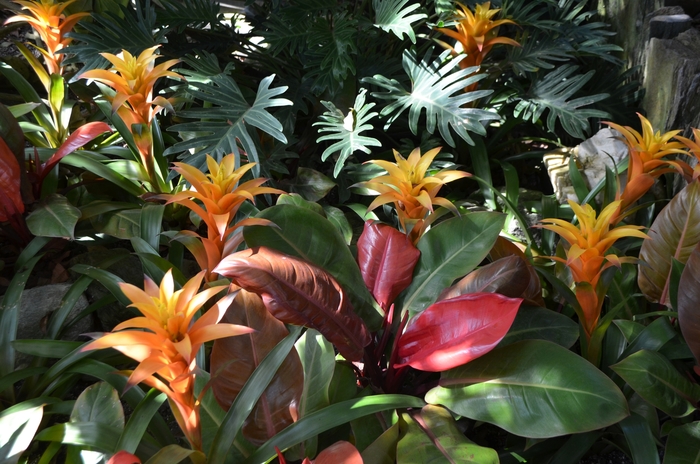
[373,0,427,44]
[314,89,381,177]
[505,32,572,74]
[304,14,358,95]
[513,64,609,139]
[363,48,498,147]
[166,74,292,176]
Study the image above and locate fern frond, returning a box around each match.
[373,0,426,44]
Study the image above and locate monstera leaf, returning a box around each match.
[373,0,427,44]
[513,64,609,139]
[314,89,381,177]
[167,74,292,176]
[362,48,498,147]
[214,247,371,361]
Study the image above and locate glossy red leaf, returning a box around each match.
[437,255,529,302]
[489,236,544,306]
[214,246,371,361]
[210,290,303,445]
[41,121,112,178]
[0,136,25,221]
[678,242,700,366]
[357,220,420,311]
[396,292,522,372]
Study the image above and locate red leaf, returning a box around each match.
[678,242,700,366]
[107,451,140,464]
[489,237,544,306]
[437,255,529,301]
[0,137,24,221]
[41,122,112,176]
[396,292,522,372]
[357,221,420,311]
[313,441,363,464]
[214,246,371,361]
[210,290,303,445]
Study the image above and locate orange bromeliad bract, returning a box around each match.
[81,269,253,451]
[538,200,648,337]
[354,147,469,243]
[5,0,89,76]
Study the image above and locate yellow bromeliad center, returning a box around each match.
[355,147,469,243]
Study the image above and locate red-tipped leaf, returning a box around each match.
[0,137,24,221]
[357,220,420,311]
[41,121,112,179]
[214,246,370,361]
[313,441,363,464]
[396,292,522,372]
[107,451,141,464]
[489,237,544,306]
[437,255,529,302]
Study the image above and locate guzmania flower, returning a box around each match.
[674,127,700,181]
[606,114,688,211]
[5,0,88,75]
[538,200,647,337]
[354,147,469,243]
[81,269,253,451]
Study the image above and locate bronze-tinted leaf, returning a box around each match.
[210,289,303,445]
[437,255,529,302]
[0,137,24,221]
[639,179,700,305]
[214,246,371,361]
[489,236,544,306]
[357,221,420,311]
[678,242,700,365]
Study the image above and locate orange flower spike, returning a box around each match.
[6,0,89,75]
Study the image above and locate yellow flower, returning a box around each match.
[5,0,89,75]
[82,269,252,450]
[435,1,519,71]
[606,114,688,210]
[354,147,469,242]
[538,200,648,336]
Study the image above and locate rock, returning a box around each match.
[649,14,693,39]
[543,128,629,203]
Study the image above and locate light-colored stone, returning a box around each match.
[649,14,693,39]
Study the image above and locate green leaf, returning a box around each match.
[397,405,498,463]
[117,388,166,453]
[25,194,81,239]
[499,307,579,348]
[243,395,426,464]
[324,206,353,246]
[70,382,124,430]
[548,431,602,464]
[426,340,629,438]
[0,403,43,464]
[362,48,497,147]
[314,89,381,177]
[276,193,326,216]
[611,350,700,418]
[167,74,291,177]
[244,205,383,329]
[156,0,220,30]
[664,421,700,464]
[287,167,337,202]
[61,151,144,197]
[35,422,121,452]
[398,212,505,316]
[92,208,142,240]
[619,413,660,464]
[619,317,677,359]
[144,445,203,464]
[140,203,164,251]
[373,0,426,44]
[304,15,358,94]
[513,65,610,139]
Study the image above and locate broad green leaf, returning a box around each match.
[398,212,505,316]
[276,193,325,216]
[426,340,629,438]
[324,206,353,246]
[288,167,337,202]
[35,422,121,452]
[397,405,498,463]
[619,317,676,359]
[362,48,498,147]
[373,0,426,43]
[70,382,125,430]
[140,203,164,251]
[117,389,167,453]
[243,395,426,464]
[499,307,579,348]
[639,179,700,305]
[167,74,291,177]
[91,208,142,240]
[314,88,381,177]
[0,403,43,464]
[61,152,144,197]
[144,445,204,464]
[244,205,382,329]
[664,421,700,464]
[26,194,81,239]
[611,350,700,418]
[619,414,660,464]
[361,422,399,464]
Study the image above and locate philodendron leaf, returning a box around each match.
[396,292,522,372]
[398,212,505,316]
[26,194,81,239]
[373,0,426,43]
[215,247,371,361]
[357,220,420,312]
[639,179,700,305]
[397,405,498,463]
[663,421,700,464]
[611,350,700,418]
[426,340,629,438]
[210,290,303,445]
[678,241,700,366]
